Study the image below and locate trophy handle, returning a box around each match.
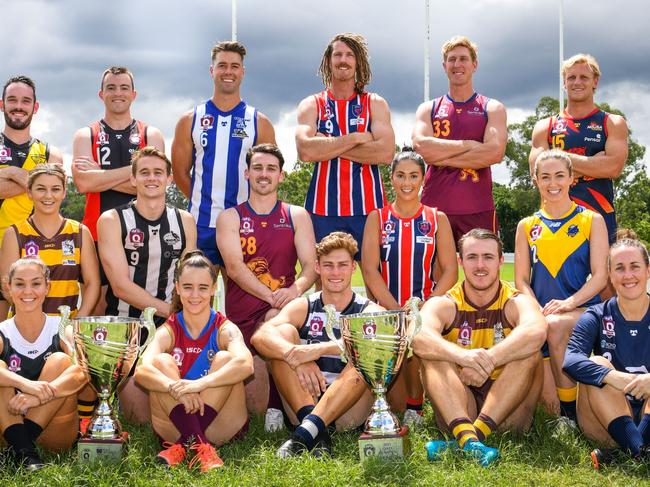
[139,307,157,353]
[57,305,76,361]
[323,304,346,361]
[404,297,423,346]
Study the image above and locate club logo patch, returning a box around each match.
[128,228,145,248]
[24,241,39,257]
[240,217,254,235]
[0,145,11,163]
[308,316,324,337]
[458,321,472,346]
[200,115,214,130]
[417,221,432,235]
[567,225,579,237]
[529,224,543,241]
[62,239,75,256]
[172,347,185,366]
[603,316,615,338]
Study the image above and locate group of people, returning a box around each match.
[0,30,646,475]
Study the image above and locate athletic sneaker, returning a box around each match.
[463,440,499,467]
[403,409,424,428]
[590,448,622,470]
[425,440,458,461]
[312,433,333,458]
[7,446,45,472]
[79,417,91,437]
[189,442,224,472]
[276,438,309,458]
[548,416,578,439]
[156,442,186,468]
[264,408,285,433]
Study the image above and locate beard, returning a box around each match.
[4,110,33,130]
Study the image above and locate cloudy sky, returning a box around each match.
[2,0,648,182]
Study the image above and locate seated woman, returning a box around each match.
[0,258,87,470]
[0,164,100,317]
[564,230,650,468]
[134,250,253,473]
[362,149,457,424]
[514,149,608,422]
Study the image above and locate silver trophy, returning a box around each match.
[324,298,421,460]
[59,306,156,462]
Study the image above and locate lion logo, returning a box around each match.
[459,168,480,183]
[247,257,286,291]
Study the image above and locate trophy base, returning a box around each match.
[78,433,127,463]
[358,425,410,461]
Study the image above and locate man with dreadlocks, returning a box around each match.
[296,33,395,261]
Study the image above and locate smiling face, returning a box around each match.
[459,236,503,293]
[564,62,598,103]
[1,82,38,130]
[329,40,357,83]
[443,46,477,87]
[175,266,216,316]
[211,50,244,96]
[534,157,572,205]
[131,155,171,199]
[100,73,136,116]
[391,158,424,204]
[245,152,284,197]
[28,173,65,216]
[315,248,356,295]
[609,245,650,301]
[9,263,49,314]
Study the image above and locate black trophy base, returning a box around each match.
[358,425,410,461]
[78,433,127,463]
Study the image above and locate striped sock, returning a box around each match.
[607,415,643,456]
[449,417,479,449]
[406,396,424,415]
[78,399,97,419]
[293,414,326,450]
[557,386,577,420]
[473,413,498,442]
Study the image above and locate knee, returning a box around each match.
[209,350,234,371]
[44,352,73,372]
[546,314,571,346]
[152,353,178,371]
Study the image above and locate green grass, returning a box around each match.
[7,406,649,486]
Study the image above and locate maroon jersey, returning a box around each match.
[420,93,494,215]
[225,201,298,328]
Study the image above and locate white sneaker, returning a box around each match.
[547,416,578,439]
[264,408,285,433]
[403,409,424,428]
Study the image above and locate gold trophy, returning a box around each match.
[324,298,421,461]
[59,306,156,463]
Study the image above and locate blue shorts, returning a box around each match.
[310,214,368,261]
[197,226,224,266]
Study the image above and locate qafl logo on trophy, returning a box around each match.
[93,326,108,344]
[363,320,377,339]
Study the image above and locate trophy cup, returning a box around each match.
[59,306,156,463]
[324,298,421,461]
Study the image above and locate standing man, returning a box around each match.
[0,75,63,319]
[412,229,546,466]
[530,53,629,244]
[216,143,317,422]
[412,36,507,243]
[296,33,395,257]
[97,147,196,423]
[172,41,276,271]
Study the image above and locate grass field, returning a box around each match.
[6,406,649,486]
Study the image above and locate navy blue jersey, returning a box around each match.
[564,297,650,387]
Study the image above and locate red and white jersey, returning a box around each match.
[304,90,386,217]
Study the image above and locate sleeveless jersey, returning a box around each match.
[443,280,518,379]
[421,93,494,215]
[521,203,599,308]
[13,218,83,315]
[0,134,50,242]
[304,90,385,217]
[299,291,370,385]
[105,202,186,321]
[224,201,297,327]
[377,204,439,306]
[190,100,257,229]
[0,315,63,381]
[165,309,227,380]
[547,109,615,240]
[83,120,148,240]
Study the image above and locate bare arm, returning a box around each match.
[412,296,468,363]
[171,111,194,198]
[433,99,507,170]
[338,94,395,164]
[529,118,552,177]
[361,210,400,310]
[97,210,171,317]
[135,325,174,392]
[295,96,372,163]
[179,210,197,253]
[0,167,28,198]
[487,294,547,367]
[146,126,165,151]
[513,219,537,301]
[0,226,20,301]
[569,114,628,179]
[76,225,100,317]
[216,208,274,304]
[47,146,63,165]
[412,100,476,163]
[430,212,458,296]
[256,112,277,145]
[200,321,254,386]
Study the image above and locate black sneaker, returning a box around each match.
[276,438,309,458]
[312,433,332,458]
[16,448,45,472]
[591,447,623,470]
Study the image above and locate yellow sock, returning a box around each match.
[449,417,479,448]
[556,386,577,403]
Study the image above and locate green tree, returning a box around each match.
[278,161,312,206]
[166,182,188,210]
[60,178,86,221]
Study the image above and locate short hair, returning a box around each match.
[458,228,503,258]
[562,53,601,80]
[319,33,372,93]
[441,36,478,62]
[131,146,171,176]
[533,149,573,177]
[211,41,247,63]
[8,257,50,285]
[316,232,358,261]
[246,143,285,169]
[28,163,67,190]
[391,147,426,176]
[100,66,135,90]
[171,250,217,313]
[2,75,36,101]
[609,228,650,268]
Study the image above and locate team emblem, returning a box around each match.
[8,354,21,372]
[493,322,505,344]
[553,119,568,134]
[163,231,180,246]
[93,326,108,344]
[383,221,396,234]
[240,217,254,235]
[363,320,377,339]
[587,121,603,132]
[530,224,543,241]
[128,228,145,248]
[417,221,432,235]
[322,105,333,120]
[436,105,449,118]
[24,241,39,257]
[0,145,11,162]
[458,321,472,346]
[308,316,324,337]
[603,316,615,338]
[97,131,109,145]
[129,133,141,145]
[352,104,362,117]
[261,221,268,228]
[200,114,214,130]
[207,349,216,362]
[62,239,75,256]
[567,225,579,237]
[172,347,185,366]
